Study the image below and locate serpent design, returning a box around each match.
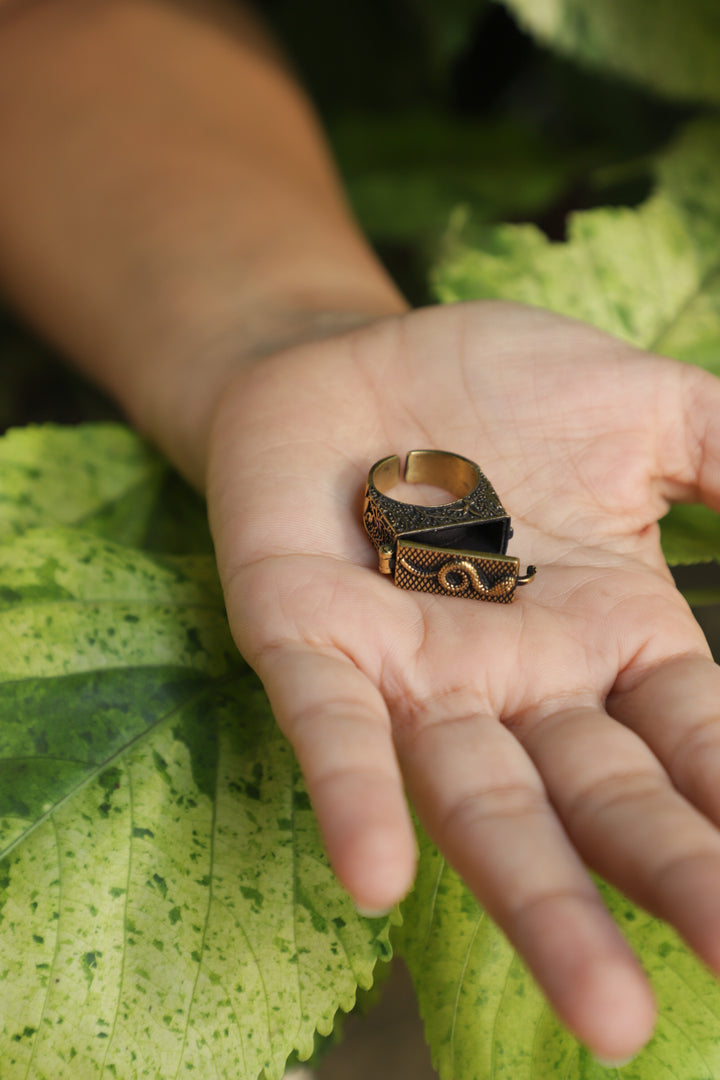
[398,555,516,601]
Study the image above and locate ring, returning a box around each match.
[362,450,536,604]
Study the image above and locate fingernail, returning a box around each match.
[593,1055,636,1070]
[354,902,395,918]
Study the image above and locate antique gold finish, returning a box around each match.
[362,450,536,604]
[378,545,394,575]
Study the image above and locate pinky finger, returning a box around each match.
[255,643,417,913]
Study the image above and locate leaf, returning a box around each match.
[496,0,720,106]
[435,118,720,565]
[396,830,720,1080]
[0,525,395,1078]
[0,423,213,554]
[436,120,720,346]
[661,504,720,567]
[330,113,595,244]
[682,586,720,607]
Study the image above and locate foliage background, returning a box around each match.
[2,2,720,1079]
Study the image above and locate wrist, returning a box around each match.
[0,0,408,487]
[127,286,406,492]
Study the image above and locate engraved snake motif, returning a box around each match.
[399,556,516,601]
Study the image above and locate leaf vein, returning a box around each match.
[0,675,238,865]
[449,910,484,1074]
[23,816,64,1080]
[100,764,135,1078]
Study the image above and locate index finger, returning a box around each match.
[255,640,418,914]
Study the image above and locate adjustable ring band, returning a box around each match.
[362,449,536,604]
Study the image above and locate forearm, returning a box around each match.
[0,0,406,484]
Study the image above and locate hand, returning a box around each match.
[205,300,720,1062]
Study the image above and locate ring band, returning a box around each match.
[362,450,536,604]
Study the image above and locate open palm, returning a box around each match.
[206,301,720,1062]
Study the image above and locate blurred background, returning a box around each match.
[1,4,718,1077]
[0,0,696,433]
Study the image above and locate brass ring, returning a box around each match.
[362,450,536,604]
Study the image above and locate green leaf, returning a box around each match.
[0,424,213,554]
[0,425,163,544]
[436,120,720,347]
[396,830,720,1080]
[661,504,720,567]
[435,118,720,565]
[682,586,720,607]
[0,525,394,1078]
[330,113,594,245]
[497,0,720,106]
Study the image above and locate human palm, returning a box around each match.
[206,301,720,1062]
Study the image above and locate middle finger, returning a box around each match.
[393,706,656,1061]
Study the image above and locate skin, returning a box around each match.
[2,0,720,1065]
[207,302,720,1061]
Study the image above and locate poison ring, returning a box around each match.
[362,449,536,604]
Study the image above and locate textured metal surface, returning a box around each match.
[362,493,396,553]
[362,449,533,604]
[364,461,509,544]
[395,540,519,603]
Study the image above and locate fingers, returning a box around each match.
[609,654,720,824]
[520,699,720,977]
[255,643,417,914]
[659,363,720,510]
[607,654,720,955]
[394,710,656,1062]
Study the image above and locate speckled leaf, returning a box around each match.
[0,424,212,554]
[435,119,720,566]
[396,830,720,1080]
[0,527,394,1079]
[0,425,163,544]
[497,0,720,105]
